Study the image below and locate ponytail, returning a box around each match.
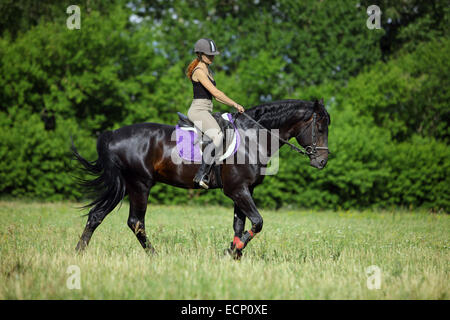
[186,56,200,79]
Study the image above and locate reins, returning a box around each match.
[234,111,329,157]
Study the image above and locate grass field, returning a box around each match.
[0,201,448,299]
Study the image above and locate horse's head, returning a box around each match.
[295,98,330,170]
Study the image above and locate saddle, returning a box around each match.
[177,112,236,151]
[175,111,241,189]
[176,111,234,147]
[177,112,195,128]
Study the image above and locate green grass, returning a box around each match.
[0,201,448,299]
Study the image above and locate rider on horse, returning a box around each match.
[185,38,245,189]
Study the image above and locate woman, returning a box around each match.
[186,38,245,189]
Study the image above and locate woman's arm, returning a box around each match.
[195,70,244,112]
[214,95,230,105]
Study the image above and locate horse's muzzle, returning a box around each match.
[310,156,328,170]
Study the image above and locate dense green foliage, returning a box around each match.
[0,0,448,211]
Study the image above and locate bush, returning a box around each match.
[0,109,95,199]
[0,3,448,212]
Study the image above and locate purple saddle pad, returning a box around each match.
[175,113,240,162]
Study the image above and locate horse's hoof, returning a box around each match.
[233,250,243,260]
[75,242,87,255]
[223,248,242,260]
[145,247,157,256]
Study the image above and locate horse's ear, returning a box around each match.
[313,99,320,111]
[313,98,324,111]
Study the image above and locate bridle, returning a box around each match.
[238,111,330,158]
[298,112,330,157]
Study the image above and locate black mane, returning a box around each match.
[239,99,329,129]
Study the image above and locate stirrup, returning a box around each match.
[199,180,209,189]
[193,165,212,189]
[195,165,214,189]
[197,170,211,189]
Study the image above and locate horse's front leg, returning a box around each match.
[225,203,246,259]
[225,186,262,258]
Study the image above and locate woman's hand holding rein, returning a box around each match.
[234,103,245,114]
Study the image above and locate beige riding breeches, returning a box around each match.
[187,99,224,155]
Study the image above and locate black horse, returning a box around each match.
[72,98,330,258]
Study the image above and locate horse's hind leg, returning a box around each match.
[76,209,110,252]
[126,180,156,254]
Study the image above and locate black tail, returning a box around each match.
[71,132,126,219]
